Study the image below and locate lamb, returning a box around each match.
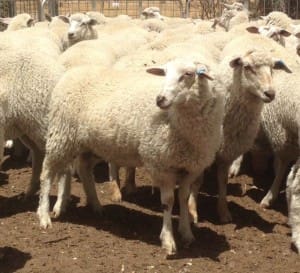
[286,158,300,253]
[188,38,292,223]
[57,13,98,50]
[141,7,163,20]
[262,11,293,31]
[37,57,225,255]
[0,45,67,214]
[0,13,34,31]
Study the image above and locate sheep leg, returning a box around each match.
[77,153,103,214]
[52,169,71,218]
[178,173,198,246]
[188,174,204,224]
[159,176,176,255]
[19,135,44,198]
[108,162,122,202]
[123,167,137,195]
[37,158,55,229]
[217,161,232,223]
[260,156,289,208]
[286,161,300,253]
[228,155,243,178]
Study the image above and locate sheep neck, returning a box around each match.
[168,79,217,147]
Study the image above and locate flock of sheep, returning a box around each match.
[1,1,300,257]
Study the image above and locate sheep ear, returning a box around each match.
[196,68,214,80]
[0,17,12,25]
[280,29,291,37]
[45,13,52,22]
[246,26,260,34]
[259,15,268,20]
[58,15,70,24]
[229,57,243,68]
[273,59,292,73]
[87,18,98,26]
[146,67,165,76]
[27,18,35,27]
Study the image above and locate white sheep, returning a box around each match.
[0,45,67,214]
[141,7,163,20]
[57,13,98,50]
[286,157,300,253]
[0,13,34,31]
[188,40,292,223]
[37,57,224,256]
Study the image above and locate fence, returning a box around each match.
[1,0,300,20]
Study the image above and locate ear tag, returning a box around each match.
[196,68,206,76]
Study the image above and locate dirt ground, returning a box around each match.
[1,156,300,273]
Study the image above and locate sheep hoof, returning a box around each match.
[39,214,52,229]
[181,233,195,248]
[111,189,122,203]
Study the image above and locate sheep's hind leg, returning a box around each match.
[178,173,198,246]
[260,156,289,208]
[188,174,204,224]
[158,173,177,255]
[52,168,71,218]
[77,153,103,214]
[123,167,137,195]
[109,162,122,202]
[217,161,232,223]
[37,158,56,229]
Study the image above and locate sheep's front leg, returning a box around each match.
[188,174,204,224]
[178,173,198,246]
[260,156,289,208]
[37,159,55,228]
[159,178,176,255]
[77,153,103,214]
[53,169,71,218]
[286,161,300,253]
[217,161,232,223]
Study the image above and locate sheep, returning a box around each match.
[188,41,292,223]
[0,46,67,215]
[85,11,107,25]
[37,57,225,255]
[247,24,290,45]
[262,11,293,31]
[0,13,34,31]
[141,7,163,20]
[57,13,98,50]
[286,157,300,253]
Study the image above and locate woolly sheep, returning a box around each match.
[141,7,163,20]
[37,57,224,255]
[57,13,98,50]
[188,42,292,223]
[286,157,300,253]
[262,11,293,31]
[0,46,66,214]
[0,13,34,31]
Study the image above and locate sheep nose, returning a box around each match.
[156,95,166,108]
[68,32,74,39]
[264,90,275,101]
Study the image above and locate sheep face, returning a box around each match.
[147,59,213,110]
[230,50,291,103]
[246,25,291,46]
[59,13,97,42]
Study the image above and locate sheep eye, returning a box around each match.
[185,71,194,77]
[244,65,256,74]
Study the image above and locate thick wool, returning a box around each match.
[38,59,224,255]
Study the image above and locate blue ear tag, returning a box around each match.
[196,68,206,76]
[276,60,284,66]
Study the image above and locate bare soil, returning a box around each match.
[1,155,300,273]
